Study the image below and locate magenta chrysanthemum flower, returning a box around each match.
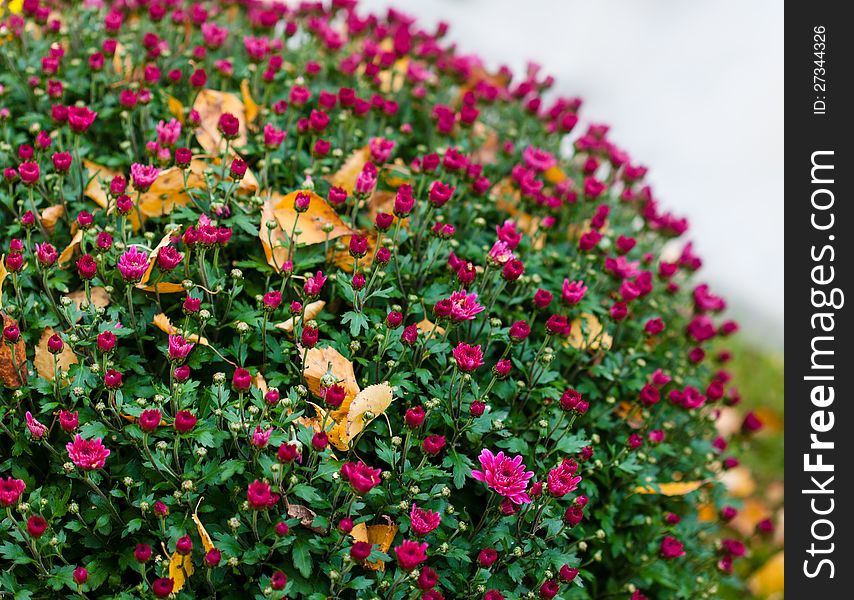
[487,240,514,264]
[155,118,182,147]
[66,435,111,471]
[25,411,48,440]
[471,449,534,505]
[453,342,485,372]
[250,426,272,448]
[448,290,485,322]
[0,476,26,507]
[130,163,160,192]
[522,146,557,171]
[167,334,195,363]
[117,247,150,282]
[409,504,441,537]
[546,458,582,497]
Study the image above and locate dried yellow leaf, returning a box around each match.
[40,204,65,236]
[57,230,83,269]
[240,78,259,124]
[33,327,77,382]
[151,313,209,346]
[302,345,360,406]
[0,255,7,306]
[633,481,705,496]
[192,500,215,554]
[346,383,394,440]
[416,318,445,340]
[544,165,568,184]
[274,300,325,333]
[748,551,784,598]
[327,145,370,194]
[260,190,351,271]
[350,518,398,571]
[166,94,185,123]
[0,313,26,388]
[565,313,612,351]
[192,89,248,153]
[65,287,111,313]
[169,551,194,593]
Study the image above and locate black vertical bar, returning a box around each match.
[785,2,853,597]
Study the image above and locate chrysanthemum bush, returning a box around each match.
[0,1,772,599]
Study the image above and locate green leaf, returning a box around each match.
[79,421,109,439]
[292,540,313,578]
[341,311,369,337]
[292,484,322,504]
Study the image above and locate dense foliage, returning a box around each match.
[0,1,769,598]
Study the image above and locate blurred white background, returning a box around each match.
[360,0,784,348]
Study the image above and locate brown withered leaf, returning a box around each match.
[152,313,209,346]
[302,345,360,405]
[350,517,398,571]
[260,190,351,271]
[136,227,184,293]
[730,498,773,538]
[565,313,612,352]
[301,401,350,452]
[0,313,27,388]
[614,401,644,429]
[57,230,83,269]
[721,466,756,498]
[273,190,352,245]
[471,122,500,165]
[65,287,111,313]
[332,233,377,273]
[378,57,410,94]
[83,160,120,210]
[40,204,65,236]
[416,318,445,340]
[327,145,370,194]
[274,300,325,333]
[544,165,568,184]
[137,167,194,219]
[34,327,77,382]
[111,41,135,81]
[287,503,326,534]
[192,89,248,153]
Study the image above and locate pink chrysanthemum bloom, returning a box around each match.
[155,118,182,147]
[487,240,514,265]
[448,290,485,322]
[0,477,26,507]
[453,342,485,372]
[409,504,441,537]
[25,412,47,439]
[369,136,396,162]
[546,458,583,497]
[66,435,111,470]
[167,334,195,363]
[471,449,535,505]
[522,146,557,171]
[130,163,160,192]
[561,279,588,305]
[250,426,273,448]
[117,247,149,282]
[341,461,382,495]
